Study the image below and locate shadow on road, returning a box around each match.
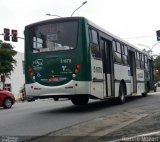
[38,95,151,114]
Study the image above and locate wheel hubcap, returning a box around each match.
[5,99,12,107]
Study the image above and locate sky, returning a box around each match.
[1,0,160,55]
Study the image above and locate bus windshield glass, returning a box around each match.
[29,21,78,53]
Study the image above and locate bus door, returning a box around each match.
[129,51,137,93]
[90,46,104,99]
[100,38,112,97]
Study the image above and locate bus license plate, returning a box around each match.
[48,77,59,82]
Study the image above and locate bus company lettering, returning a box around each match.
[60,58,72,64]
[32,59,43,70]
[60,66,72,74]
[138,73,143,79]
[94,66,102,73]
[62,66,67,71]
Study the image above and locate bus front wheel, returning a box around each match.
[71,95,89,105]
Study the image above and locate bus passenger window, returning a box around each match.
[113,41,116,51]
[114,52,122,63]
[145,56,149,70]
[116,42,121,53]
[122,55,128,64]
[124,45,128,55]
[122,45,128,65]
[91,29,98,44]
[140,54,145,69]
[89,28,100,58]
[136,52,140,68]
[90,43,100,58]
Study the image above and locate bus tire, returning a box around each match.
[142,92,147,97]
[118,83,126,104]
[53,97,59,101]
[71,95,89,105]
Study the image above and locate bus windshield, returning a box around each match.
[28,21,78,53]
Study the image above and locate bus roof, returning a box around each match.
[87,19,151,58]
[25,17,80,28]
[25,16,151,59]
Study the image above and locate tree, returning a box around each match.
[142,48,160,81]
[153,56,160,81]
[0,40,17,89]
[142,48,152,56]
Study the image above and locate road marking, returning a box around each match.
[138,131,160,137]
[49,110,147,137]
[109,130,160,142]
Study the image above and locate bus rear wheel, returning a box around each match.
[142,92,148,97]
[71,95,89,105]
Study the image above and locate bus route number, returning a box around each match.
[60,59,72,64]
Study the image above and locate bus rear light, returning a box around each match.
[28,67,32,73]
[74,69,79,74]
[76,64,81,69]
[74,64,81,74]
[28,67,33,76]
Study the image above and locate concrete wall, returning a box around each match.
[1,52,25,98]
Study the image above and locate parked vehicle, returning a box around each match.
[0,89,15,109]
[26,96,35,102]
[154,81,160,92]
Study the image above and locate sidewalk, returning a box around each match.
[25,92,160,142]
[26,108,148,142]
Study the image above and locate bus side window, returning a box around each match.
[91,30,98,44]
[145,56,149,70]
[113,41,122,63]
[113,41,116,51]
[136,52,140,68]
[140,54,145,69]
[122,45,128,65]
[89,28,100,59]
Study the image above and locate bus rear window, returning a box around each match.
[29,21,78,53]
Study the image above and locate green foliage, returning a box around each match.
[154,56,160,81]
[154,56,160,71]
[154,76,160,82]
[0,40,17,76]
[142,48,151,55]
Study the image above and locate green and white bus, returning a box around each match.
[24,17,154,105]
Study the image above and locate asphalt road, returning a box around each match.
[0,92,160,138]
